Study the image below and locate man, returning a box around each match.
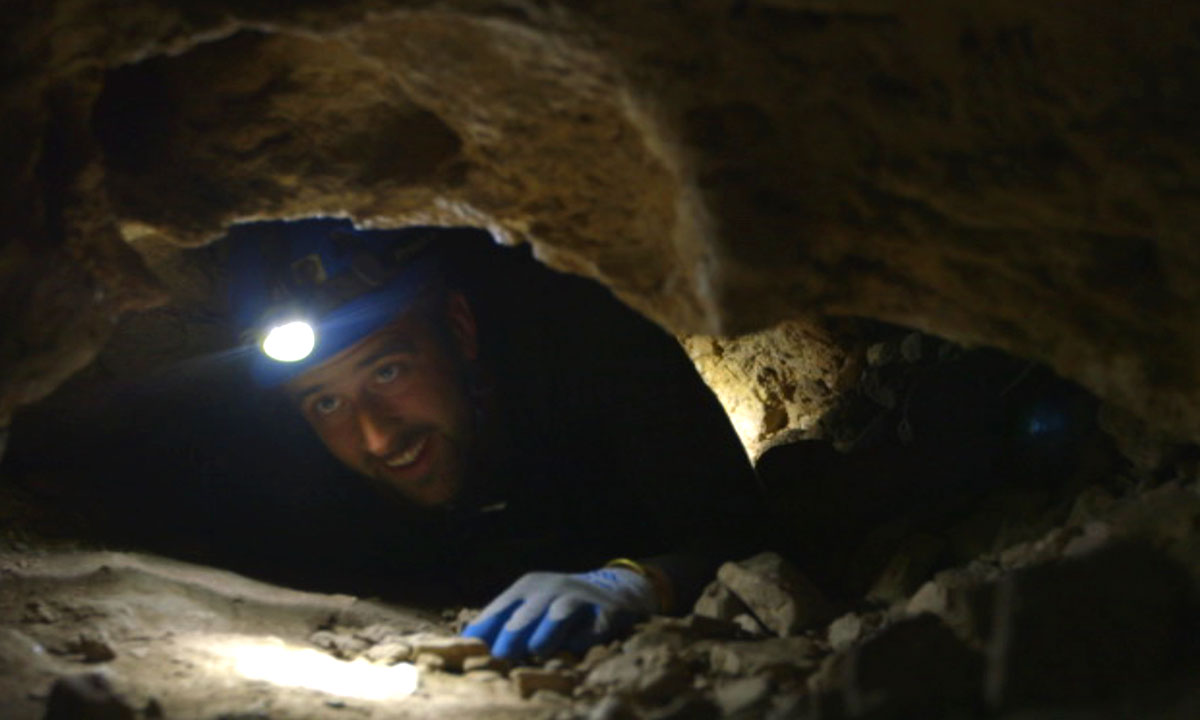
[229,218,763,661]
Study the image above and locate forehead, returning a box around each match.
[285,310,426,395]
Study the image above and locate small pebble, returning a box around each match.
[406,634,488,671]
[511,667,578,698]
[75,633,116,663]
[463,654,510,674]
[415,652,446,672]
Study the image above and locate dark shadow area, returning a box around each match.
[757,326,1125,604]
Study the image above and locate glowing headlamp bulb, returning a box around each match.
[262,320,316,362]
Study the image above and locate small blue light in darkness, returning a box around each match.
[1025,405,1066,437]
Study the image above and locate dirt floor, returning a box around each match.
[0,550,549,720]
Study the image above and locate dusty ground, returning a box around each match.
[0,550,549,720]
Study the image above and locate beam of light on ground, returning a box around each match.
[224,639,418,700]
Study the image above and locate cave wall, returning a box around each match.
[3,0,1199,444]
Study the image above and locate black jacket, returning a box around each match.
[418,234,765,608]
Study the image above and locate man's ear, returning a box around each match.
[445,291,478,361]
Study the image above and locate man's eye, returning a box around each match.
[373,363,403,384]
[313,396,342,416]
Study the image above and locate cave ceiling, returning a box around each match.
[2,0,1198,443]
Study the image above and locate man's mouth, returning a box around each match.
[384,434,430,469]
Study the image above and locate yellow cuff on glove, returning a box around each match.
[605,558,675,614]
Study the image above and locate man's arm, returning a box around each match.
[463,260,765,660]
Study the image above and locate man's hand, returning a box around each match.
[461,568,659,661]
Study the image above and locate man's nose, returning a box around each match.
[356,405,394,457]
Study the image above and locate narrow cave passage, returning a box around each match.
[3,4,1200,719]
[2,219,1198,720]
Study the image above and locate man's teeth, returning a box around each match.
[385,436,428,468]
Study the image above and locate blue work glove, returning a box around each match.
[462,568,659,661]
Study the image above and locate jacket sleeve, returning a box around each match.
[534,272,767,611]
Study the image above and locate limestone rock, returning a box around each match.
[363,640,412,665]
[631,663,693,704]
[414,652,446,672]
[1098,404,1188,476]
[865,533,947,605]
[309,630,368,659]
[462,654,510,674]
[906,566,1000,646]
[1062,521,1113,558]
[354,623,406,644]
[510,667,578,699]
[682,320,857,456]
[622,615,741,658]
[464,669,504,682]
[446,607,481,634]
[585,647,665,690]
[731,611,771,638]
[692,580,750,622]
[72,632,117,664]
[529,688,571,706]
[866,342,897,367]
[585,645,691,702]
[826,613,864,653]
[984,543,1197,711]
[586,695,638,720]
[639,691,719,720]
[678,614,742,640]
[708,637,820,676]
[622,626,690,655]
[403,633,489,671]
[713,676,773,719]
[717,552,836,636]
[995,528,1075,572]
[1101,483,1200,570]
[841,614,985,717]
[1065,485,1120,528]
[578,642,620,673]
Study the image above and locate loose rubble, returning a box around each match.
[715,552,836,636]
[339,477,1197,719]
[0,483,1195,720]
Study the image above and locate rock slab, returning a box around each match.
[716,552,835,636]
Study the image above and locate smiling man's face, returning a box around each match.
[286,293,478,507]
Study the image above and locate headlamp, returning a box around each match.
[229,219,455,386]
[261,320,316,362]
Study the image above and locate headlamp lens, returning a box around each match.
[261,321,316,362]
